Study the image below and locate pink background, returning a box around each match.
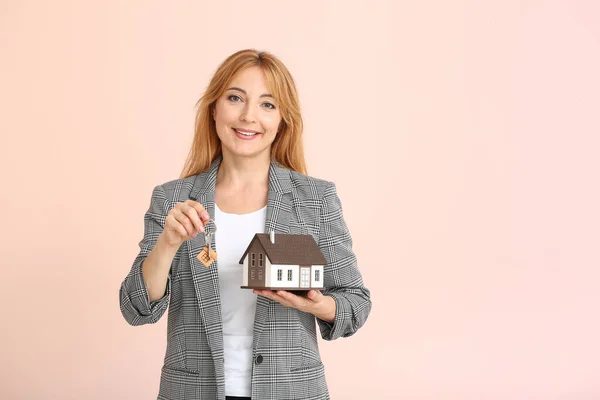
[1,1,600,399]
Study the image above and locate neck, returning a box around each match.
[216,152,270,189]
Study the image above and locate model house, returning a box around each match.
[239,231,327,290]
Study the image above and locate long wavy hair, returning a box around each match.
[180,49,307,178]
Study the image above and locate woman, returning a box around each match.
[119,49,371,400]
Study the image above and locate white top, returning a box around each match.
[214,202,267,397]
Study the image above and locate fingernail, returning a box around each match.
[202,212,209,219]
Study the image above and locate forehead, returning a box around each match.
[228,66,272,93]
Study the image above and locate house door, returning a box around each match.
[300,267,310,288]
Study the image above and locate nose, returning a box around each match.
[240,103,256,123]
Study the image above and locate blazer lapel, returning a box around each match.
[187,157,223,361]
[253,161,294,349]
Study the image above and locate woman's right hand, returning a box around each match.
[159,200,210,248]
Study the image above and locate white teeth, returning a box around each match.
[235,128,257,136]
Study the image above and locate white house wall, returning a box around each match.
[269,264,300,288]
[265,258,272,285]
[242,256,248,286]
[311,265,324,288]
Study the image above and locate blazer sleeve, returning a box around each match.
[119,184,175,326]
[317,182,372,340]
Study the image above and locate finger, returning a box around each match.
[165,214,188,238]
[180,203,204,233]
[255,290,290,306]
[307,290,323,302]
[276,291,305,308]
[254,289,274,297]
[186,200,210,224]
[269,293,291,306]
[172,208,196,237]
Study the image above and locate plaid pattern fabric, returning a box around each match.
[119,157,371,400]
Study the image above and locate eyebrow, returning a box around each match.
[226,87,274,99]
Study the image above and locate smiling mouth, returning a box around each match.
[233,128,261,137]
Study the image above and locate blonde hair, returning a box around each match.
[180,49,307,178]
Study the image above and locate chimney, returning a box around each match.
[270,230,275,244]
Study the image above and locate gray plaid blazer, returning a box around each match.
[119,157,371,400]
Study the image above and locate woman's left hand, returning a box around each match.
[253,289,336,323]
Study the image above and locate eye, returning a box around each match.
[263,102,276,110]
[228,95,242,102]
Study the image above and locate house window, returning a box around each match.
[277,269,282,281]
[251,253,256,267]
[315,270,320,282]
[251,270,255,280]
[259,253,264,267]
[287,270,293,281]
[258,270,262,280]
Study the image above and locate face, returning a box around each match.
[213,66,282,160]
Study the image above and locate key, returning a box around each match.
[197,246,217,267]
[196,219,217,267]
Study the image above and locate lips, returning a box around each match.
[233,128,261,136]
[232,127,262,140]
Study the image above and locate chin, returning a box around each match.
[225,146,272,160]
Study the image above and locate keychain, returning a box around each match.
[196,218,218,267]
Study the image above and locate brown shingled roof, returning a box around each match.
[239,233,327,266]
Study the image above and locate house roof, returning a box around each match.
[238,233,327,266]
